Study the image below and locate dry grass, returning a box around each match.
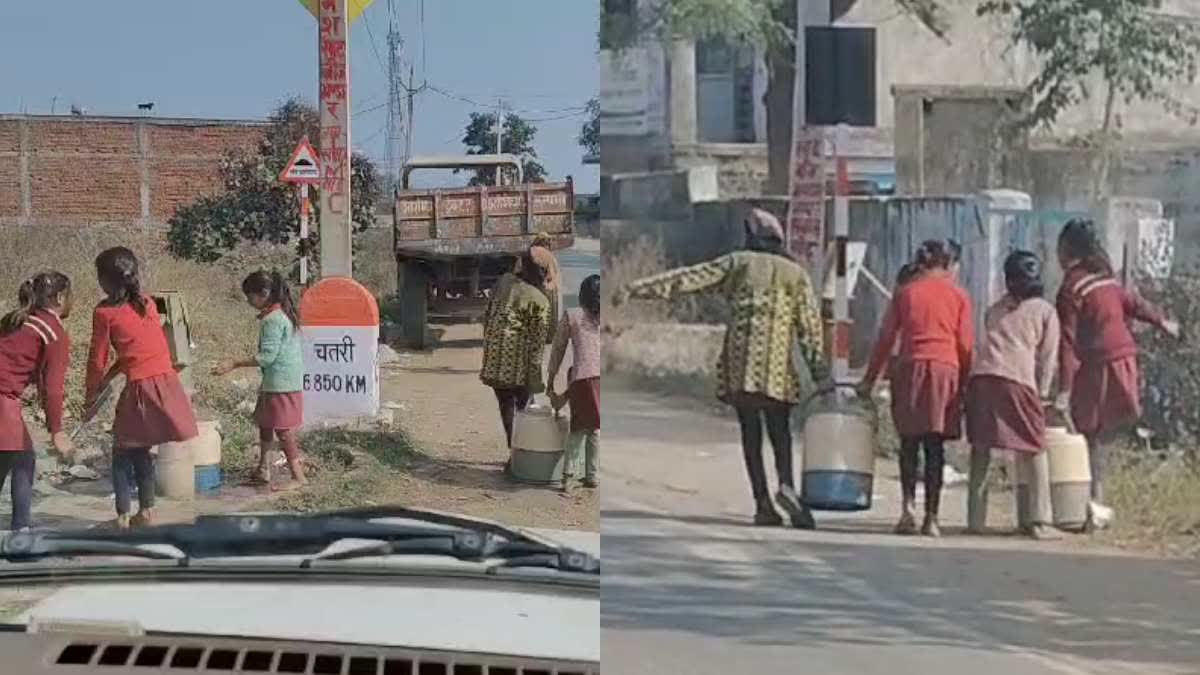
[1098,442,1200,557]
[0,227,259,418]
[0,224,417,503]
[602,236,727,331]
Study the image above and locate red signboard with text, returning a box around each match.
[786,126,826,268]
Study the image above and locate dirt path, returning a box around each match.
[377,320,598,531]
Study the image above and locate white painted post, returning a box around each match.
[833,124,851,384]
[318,0,353,278]
[298,183,311,285]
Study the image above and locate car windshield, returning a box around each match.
[0,2,600,650]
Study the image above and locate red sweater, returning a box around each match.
[0,309,70,434]
[1056,265,1166,388]
[864,273,974,384]
[85,298,174,401]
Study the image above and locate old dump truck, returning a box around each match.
[393,154,575,348]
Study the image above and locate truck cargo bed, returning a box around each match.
[394,181,575,258]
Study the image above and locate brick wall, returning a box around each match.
[0,115,266,226]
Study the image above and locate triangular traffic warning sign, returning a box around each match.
[279,136,322,184]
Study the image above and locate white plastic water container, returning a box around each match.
[189,421,222,466]
[510,406,568,484]
[1045,426,1092,531]
[154,440,195,500]
[801,386,878,511]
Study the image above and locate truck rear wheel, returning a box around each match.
[398,260,430,349]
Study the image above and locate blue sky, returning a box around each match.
[0,1,599,192]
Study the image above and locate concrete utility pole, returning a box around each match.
[318,0,353,278]
[384,0,404,190]
[494,99,507,186]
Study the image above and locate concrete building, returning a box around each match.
[602,0,1200,218]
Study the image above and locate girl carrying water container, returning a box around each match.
[213,271,307,490]
[0,271,74,531]
[859,240,973,538]
[1054,219,1178,527]
[965,251,1061,540]
[547,274,602,494]
[85,247,199,529]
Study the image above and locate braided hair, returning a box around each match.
[0,271,71,336]
[95,246,147,316]
[1003,250,1045,301]
[242,270,300,328]
[913,239,960,272]
[1058,218,1113,276]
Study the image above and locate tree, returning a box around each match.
[579,98,600,158]
[977,0,1200,203]
[167,97,382,264]
[599,0,948,194]
[459,111,547,185]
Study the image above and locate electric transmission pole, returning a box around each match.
[384,0,404,191]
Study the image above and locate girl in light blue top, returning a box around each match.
[213,271,307,490]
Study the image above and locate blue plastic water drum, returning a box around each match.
[194,464,222,493]
[801,408,877,512]
[802,470,874,511]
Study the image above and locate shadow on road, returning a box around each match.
[602,506,1200,668]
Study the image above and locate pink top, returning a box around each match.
[552,308,601,383]
[972,295,1060,397]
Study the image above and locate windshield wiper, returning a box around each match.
[0,533,185,562]
[0,509,599,574]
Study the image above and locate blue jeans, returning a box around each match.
[112,447,156,515]
[0,449,34,530]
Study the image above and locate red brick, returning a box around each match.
[149,125,263,158]
[151,158,226,219]
[0,121,19,154]
[9,117,266,223]
[29,121,136,156]
[30,156,140,220]
[0,159,20,216]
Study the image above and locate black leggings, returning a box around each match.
[113,447,156,515]
[493,387,531,448]
[899,435,946,516]
[735,405,794,504]
[0,449,35,530]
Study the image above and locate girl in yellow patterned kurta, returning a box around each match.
[617,209,829,529]
[481,253,551,450]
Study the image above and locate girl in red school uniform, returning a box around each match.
[0,271,74,531]
[1055,219,1178,525]
[85,247,198,529]
[859,240,973,537]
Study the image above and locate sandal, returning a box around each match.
[894,512,918,535]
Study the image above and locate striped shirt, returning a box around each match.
[1056,265,1166,388]
[0,309,70,433]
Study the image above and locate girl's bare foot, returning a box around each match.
[271,479,307,492]
[131,509,155,528]
[112,514,131,530]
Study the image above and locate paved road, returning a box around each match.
[601,384,1200,675]
[559,237,599,310]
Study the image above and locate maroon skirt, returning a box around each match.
[255,391,304,431]
[890,359,962,439]
[1071,355,1141,436]
[0,395,32,452]
[568,377,600,433]
[966,375,1045,453]
[113,372,199,449]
